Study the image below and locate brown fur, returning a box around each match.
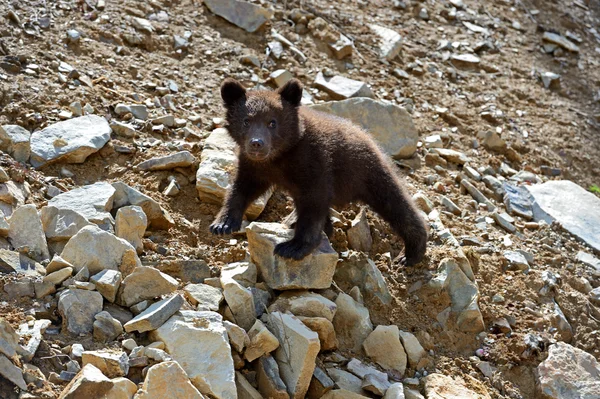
[210,78,428,265]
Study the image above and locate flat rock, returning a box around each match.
[307,367,335,399]
[8,204,50,262]
[398,331,426,368]
[223,321,248,353]
[196,128,272,220]
[423,373,490,399]
[267,311,320,399]
[204,0,273,33]
[236,371,263,399]
[0,353,27,390]
[156,259,211,283]
[114,104,148,120]
[30,115,111,168]
[269,291,337,321]
[244,319,280,362]
[314,73,374,100]
[93,311,124,343]
[58,364,114,399]
[58,289,104,335]
[328,368,364,394]
[221,261,257,287]
[149,311,236,399]
[384,383,407,399]
[363,325,407,375]
[246,222,338,290]
[47,182,115,230]
[115,206,147,255]
[124,294,184,333]
[82,350,129,378]
[184,283,223,311]
[450,54,481,69]
[257,354,288,399]
[41,206,93,242]
[311,98,417,159]
[526,180,600,252]
[112,181,174,230]
[0,318,19,359]
[503,183,533,219]
[503,251,529,271]
[577,251,600,274]
[135,361,204,399]
[105,377,137,399]
[0,124,31,163]
[43,266,73,285]
[61,225,141,276]
[362,373,391,396]
[0,249,44,276]
[322,389,370,399]
[3,280,34,298]
[542,32,580,52]
[369,24,402,60]
[118,266,178,307]
[136,151,196,171]
[332,293,373,352]
[221,273,256,331]
[90,270,122,303]
[335,251,392,308]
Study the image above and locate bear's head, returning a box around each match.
[220,77,303,162]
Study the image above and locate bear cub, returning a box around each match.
[210,77,428,266]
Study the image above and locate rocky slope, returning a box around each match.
[0,0,600,398]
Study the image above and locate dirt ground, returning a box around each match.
[1,0,600,398]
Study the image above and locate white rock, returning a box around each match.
[90,270,122,303]
[43,267,73,285]
[0,124,31,163]
[58,289,104,334]
[0,353,26,390]
[105,377,137,399]
[223,320,249,353]
[398,331,426,368]
[384,383,406,399]
[332,293,373,352]
[124,294,184,333]
[115,206,147,254]
[245,319,280,362]
[30,115,111,168]
[204,0,273,33]
[423,373,490,399]
[368,24,402,60]
[136,151,196,171]
[0,318,19,359]
[48,182,116,230]
[314,72,374,100]
[82,350,129,378]
[363,325,407,375]
[41,206,93,242]
[334,251,392,307]
[112,181,174,230]
[135,361,204,399]
[58,364,114,399]
[221,275,256,331]
[118,266,178,307]
[114,104,148,120]
[269,291,337,321]
[184,283,223,311]
[8,204,50,262]
[236,371,263,399]
[93,311,124,343]
[347,208,372,252]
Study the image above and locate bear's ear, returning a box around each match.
[221,78,246,107]
[278,79,303,107]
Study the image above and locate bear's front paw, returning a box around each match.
[209,216,242,235]
[274,239,315,260]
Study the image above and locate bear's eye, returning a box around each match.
[243,119,250,127]
[268,120,277,129]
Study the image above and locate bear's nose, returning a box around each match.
[250,138,264,149]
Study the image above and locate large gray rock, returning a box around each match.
[30,115,111,168]
[363,325,407,375]
[48,182,115,230]
[60,225,141,276]
[204,0,273,33]
[314,73,374,100]
[0,124,31,163]
[82,350,129,378]
[136,151,196,171]
[112,182,174,230]
[118,266,178,307]
[221,274,256,331]
[527,180,600,252]
[332,293,373,352]
[58,364,113,399]
[0,318,20,359]
[135,361,204,399]
[311,98,417,159]
[149,311,236,399]
[196,128,272,220]
[41,206,93,242]
[334,251,392,308]
[92,311,123,343]
[0,249,44,276]
[0,353,27,390]
[8,204,50,262]
[503,183,533,220]
[115,205,147,254]
[124,294,184,333]
[184,283,223,311]
[90,269,122,303]
[537,342,600,398]
[269,291,337,321]
[246,222,338,290]
[58,289,104,335]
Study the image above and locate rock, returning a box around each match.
[156,259,211,283]
[589,287,600,305]
[0,318,19,358]
[329,34,353,59]
[105,377,137,399]
[30,115,111,168]
[384,383,407,399]
[328,368,364,394]
[430,148,469,165]
[236,371,263,399]
[82,350,129,378]
[4,280,34,298]
[542,32,580,52]
[112,181,174,230]
[47,182,116,230]
[336,251,392,308]
[577,251,600,274]
[132,17,153,33]
[136,151,196,171]
[362,373,391,396]
[503,183,533,219]
[322,389,370,399]
[223,321,248,353]
[90,270,122,303]
[460,179,496,211]
[424,135,443,149]
[347,208,372,252]
[118,266,178,307]
[93,311,124,343]
[34,281,56,298]
[8,204,50,262]
[314,72,374,100]
[163,180,179,197]
[245,319,280,362]
[491,211,516,233]
[204,0,273,33]
[0,124,31,162]
[115,206,147,254]
[221,261,257,287]
[124,294,184,333]
[551,299,573,343]
[428,258,484,333]
[368,24,402,60]
[110,121,137,138]
[333,293,373,352]
[526,180,600,252]
[41,206,93,242]
[246,222,338,290]
[540,71,561,90]
[346,358,388,381]
[135,361,204,399]
[58,364,114,399]
[477,130,506,152]
[61,225,141,276]
[363,325,407,374]
[184,283,223,311]
[311,97,417,159]
[299,315,339,350]
[43,266,73,285]
[450,54,481,70]
[257,354,288,399]
[114,104,148,120]
[0,249,45,276]
[413,193,434,213]
[196,128,272,220]
[270,69,293,87]
[398,331,425,368]
[269,291,337,321]
[149,311,236,398]
[307,367,334,399]
[503,251,529,271]
[0,353,26,390]
[423,373,490,399]
[441,196,461,215]
[267,311,320,399]
[58,289,104,334]
[221,274,256,331]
